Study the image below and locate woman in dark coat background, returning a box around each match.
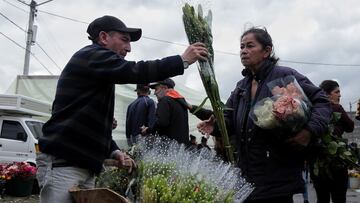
[311,80,354,203]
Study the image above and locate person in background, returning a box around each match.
[142,78,190,145]
[126,84,155,146]
[349,142,360,162]
[355,99,360,120]
[197,136,211,151]
[310,80,355,203]
[112,118,118,130]
[190,134,197,145]
[36,15,208,203]
[188,134,198,150]
[197,27,331,203]
[302,160,310,203]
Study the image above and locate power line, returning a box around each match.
[5,7,360,68]
[142,36,187,47]
[279,60,360,67]
[140,36,360,67]
[0,11,61,72]
[36,15,68,63]
[15,0,28,6]
[37,0,54,6]
[0,12,26,32]
[38,9,88,24]
[35,42,62,71]
[35,10,360,67]
[2,0,28,13]
[0,31,54,74]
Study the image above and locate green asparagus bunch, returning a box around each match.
[182,3,234,163]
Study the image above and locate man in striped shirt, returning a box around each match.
[36,15,208,203]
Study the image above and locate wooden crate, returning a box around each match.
[69,186,130,203]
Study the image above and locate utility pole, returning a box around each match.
[23,0,36,75]
[349,102,352,112]
[22,0,54,75]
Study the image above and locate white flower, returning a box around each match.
[253,98,279,129]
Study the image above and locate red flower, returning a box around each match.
[0,162,36,180]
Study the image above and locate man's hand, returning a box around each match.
[181,42,208,65]
[197,115,215,136]
[286,129,312,149]
[112,150,136,173]
[140,125,148,135]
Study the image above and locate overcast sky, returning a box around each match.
[1,0,359,111]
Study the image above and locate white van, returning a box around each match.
[0,94,51,165]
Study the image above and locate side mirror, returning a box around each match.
[17,132,28,142]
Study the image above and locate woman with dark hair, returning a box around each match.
[311,80,354,203]
[319,80,354,138]
[198,27,331,203]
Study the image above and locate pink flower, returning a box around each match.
[0,162,36,180]
[252,76,309,132]
[286,83,303,99]
[273,96,301,121]
[272,82,304,99]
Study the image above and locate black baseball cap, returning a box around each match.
[87,15,142,42]
[149,78,175,89]
[134,84,150,91]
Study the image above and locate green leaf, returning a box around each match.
[328,141,338,155]
[331,112,342,122]
[205,10,212,30]
[338,142,346,146]
[192,97,209,114]
[343,151,352,156]
[197,4,203,19]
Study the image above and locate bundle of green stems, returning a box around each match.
[182,3,234,163]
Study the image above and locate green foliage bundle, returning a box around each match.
[182,3,234,163]
[312,112,359,178]
[96,168,133,196]
[139,161,234,203]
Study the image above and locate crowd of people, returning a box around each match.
[35,14,360,203]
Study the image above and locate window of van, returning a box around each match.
[26,121,44,139]
[0,120,27,141]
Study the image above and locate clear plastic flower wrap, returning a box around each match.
[250,75,311,132]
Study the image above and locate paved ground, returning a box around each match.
[293,182,360,203]
[0,183,359,202]
[0,194,38,203]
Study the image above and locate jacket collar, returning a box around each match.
[165,89,184,99]
[241,59,275,83]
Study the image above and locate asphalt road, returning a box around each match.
[293,183,360,203]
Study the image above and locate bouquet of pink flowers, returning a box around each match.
[251,76,311,132]
[0,162,37,180]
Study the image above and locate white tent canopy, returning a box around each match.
[6,75,213,148]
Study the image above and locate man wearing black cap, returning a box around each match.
[126,84,155,146]
[142,78,191,145]
[37,15,208,202]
